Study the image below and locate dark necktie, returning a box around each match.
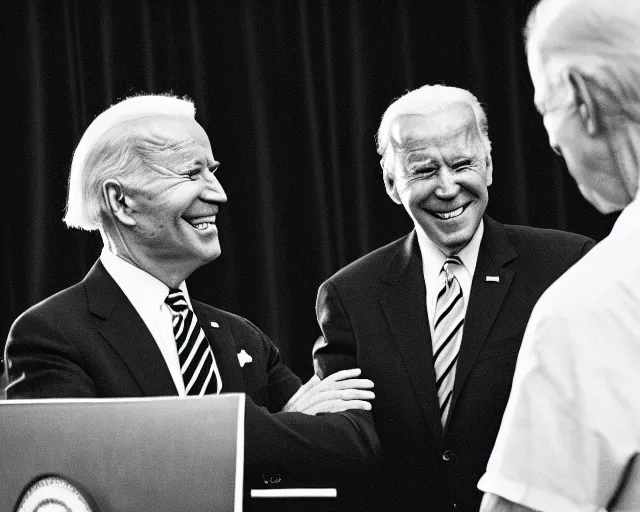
[433,256,465,426]
[165,289,221,395]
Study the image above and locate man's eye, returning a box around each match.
[454,161,472,170]
[411,167,435,175]
[186,169,200,178]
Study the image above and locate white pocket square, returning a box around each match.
[238,349,253,367]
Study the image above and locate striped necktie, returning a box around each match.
[433,256,465,426]
[165,289,221,396]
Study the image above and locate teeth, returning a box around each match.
[435,206,464,220]
[188,215,216,230]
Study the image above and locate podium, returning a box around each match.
[0,394,245,511]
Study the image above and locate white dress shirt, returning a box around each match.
[417,219,484,338]
[100,248,188,396]
[478,198,640,512]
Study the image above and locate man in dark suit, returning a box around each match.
[4,94,379,493]
[313,84,595,511]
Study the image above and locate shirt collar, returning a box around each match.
[417,218,484,280]
[100,248,191,314]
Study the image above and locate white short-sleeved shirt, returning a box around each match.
[478,198,640,512]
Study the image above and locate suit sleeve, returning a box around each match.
[245,401,380,488]
[313,280,359,378]
[313,278,379,455]
[578,237,597,258]
[4,309,97,398]
[235,308,379,493]
[238,312,380,489]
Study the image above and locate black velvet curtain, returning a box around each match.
[1,0,617,379]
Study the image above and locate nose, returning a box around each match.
[542,115,562,157]
[201,171,227,204]
[551,144,563,157]
[435,168,460,199]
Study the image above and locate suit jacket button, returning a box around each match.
[442,450,453,462]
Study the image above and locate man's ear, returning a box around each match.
[103,179,136,227]
[382,164,402,205]
[568,69,600,136]
[485,155,493,187]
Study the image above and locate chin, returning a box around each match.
[192,242,222,264]
[441,232,474,254]
[204,246,222,262]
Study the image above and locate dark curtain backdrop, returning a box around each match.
[1,0,618,379]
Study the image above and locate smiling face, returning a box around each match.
[117,115,227,283]
[384,103,492,254]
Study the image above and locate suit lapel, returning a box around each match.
[84,261,178,396]
[192,303,246,394]
[449,217,517,414]
[379,232,443,439]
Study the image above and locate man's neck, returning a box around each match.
[100,230,192,289]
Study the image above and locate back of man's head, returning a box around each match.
[376,85,491,175]
[65,94,195,231]
[526,0,640,115]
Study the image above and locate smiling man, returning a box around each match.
[312,84,595,511]
[3,94,379,493]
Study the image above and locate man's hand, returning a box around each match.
[282,368,375,415]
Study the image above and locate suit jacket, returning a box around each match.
[4,260,379,496]
[314,216,595,512]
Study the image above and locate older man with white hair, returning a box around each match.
[479,0,640,511]
[3,93,380,492]
[313,83,594,511]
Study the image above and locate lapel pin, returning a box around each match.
[486,276,500,283]
[210,321,220,328]
[238,349,253,367]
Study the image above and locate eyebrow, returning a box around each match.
[406,152,434,165]
[182,157,217,169]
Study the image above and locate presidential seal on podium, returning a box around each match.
[15,476,97,512]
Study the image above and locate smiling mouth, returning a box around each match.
[428,203,469,220]
[185,215,217,231]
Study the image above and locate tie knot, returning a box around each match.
[165,288,189,312]
[442,256,462,285]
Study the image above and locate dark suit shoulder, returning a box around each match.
[501,223,595,262]
[502,222,593,246]
[9,281,88,334]
[323,234,410,285]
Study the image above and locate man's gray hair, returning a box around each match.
[376,85,491,175]
[526,0,640,119]
[64,94,196,231]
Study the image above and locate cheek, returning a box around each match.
[398,179,432,205]
[158,184,201,212]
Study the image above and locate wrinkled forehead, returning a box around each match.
[527,45,561,112]
[132,114,214,162]
[389,103,482,152]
